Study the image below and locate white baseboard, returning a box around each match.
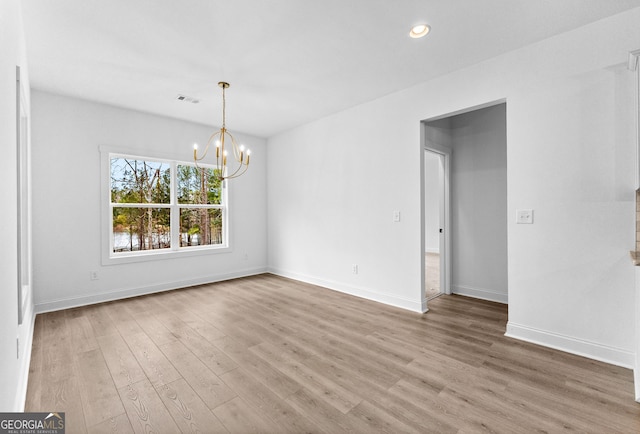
[635,363,640,403]
[268,267,425,313]
[15,295,35,411]
[506,321,635,369]
[34,267,269,314]
[425,248,440,254]
[451,284,508,304]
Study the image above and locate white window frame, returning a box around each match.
[100,146,231,265]
[16,66,31,324]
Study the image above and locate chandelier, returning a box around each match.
[193,82,250,180]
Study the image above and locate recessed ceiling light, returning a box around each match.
[409,24,430,39]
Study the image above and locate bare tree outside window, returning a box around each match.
[111,158,171,252]
[109,156,226,256]
[177,165,224,247]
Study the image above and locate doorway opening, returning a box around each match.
[421,101,508,308]
[424,150,446,300]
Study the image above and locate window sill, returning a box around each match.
[102,244,231,266]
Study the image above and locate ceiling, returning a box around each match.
[21,0,640,138]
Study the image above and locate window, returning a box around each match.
[16,65,31,324]
[105,151,228,262]
[176,164,224,247]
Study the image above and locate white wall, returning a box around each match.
[268,8,640,367]
[0,0,35,411]
[31,91,268,312]
[449,104,508,303]
[424,152,440,253]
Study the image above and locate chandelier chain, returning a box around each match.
[222,85,226,128]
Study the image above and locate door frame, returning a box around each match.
[424,146,451,295]
[420,123,452,311]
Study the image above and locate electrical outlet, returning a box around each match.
[90,271,99,280]
[516,209,534,224]
[393,211,401,222]
[352,264,358,274]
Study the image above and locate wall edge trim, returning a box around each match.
[14,302,35,412]
[34,267,269,314]
[451,284,508,304]
[505,321,634,369]
[634,363,640,402]
[268,267,425,313]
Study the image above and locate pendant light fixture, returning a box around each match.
[193,82,250,180]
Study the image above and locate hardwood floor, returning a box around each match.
[425,252,441,299]
[25,274,639,433]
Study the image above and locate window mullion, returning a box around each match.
[170,161,179,251]
[109,203,171,208]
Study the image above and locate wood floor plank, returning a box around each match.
[505,377,640,433]
[471,378,599,432]
[85,305,120,338]
[104,301,145,337]
[156,378,229,433]
[118,378,180,434]
[25,274,640,433]
[250,341,362,414]
[212,335,302,400]
[285,387,371,434]
[405,352,506,394]
[38,377,88,434]
[178,311,227,343]
[204,297,319,363]
[380,379,459,433]
[220,368,319,433]
[96,333,147,389]
[40,311,74,374]
[436,385,533,434]
[67,313,100,354]
[165,299,261,348]
[161,317,237,376]
[131,311,178,346]
[212,396,282,434]
[348,399,421,434]
[122,332,182,388]
[158,339,237,410]
[75,348,125,427]
[87,413,134,434]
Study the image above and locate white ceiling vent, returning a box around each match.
[176,94,200,104]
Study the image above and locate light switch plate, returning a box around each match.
[393,211,401,222]
[516,209,533,224]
